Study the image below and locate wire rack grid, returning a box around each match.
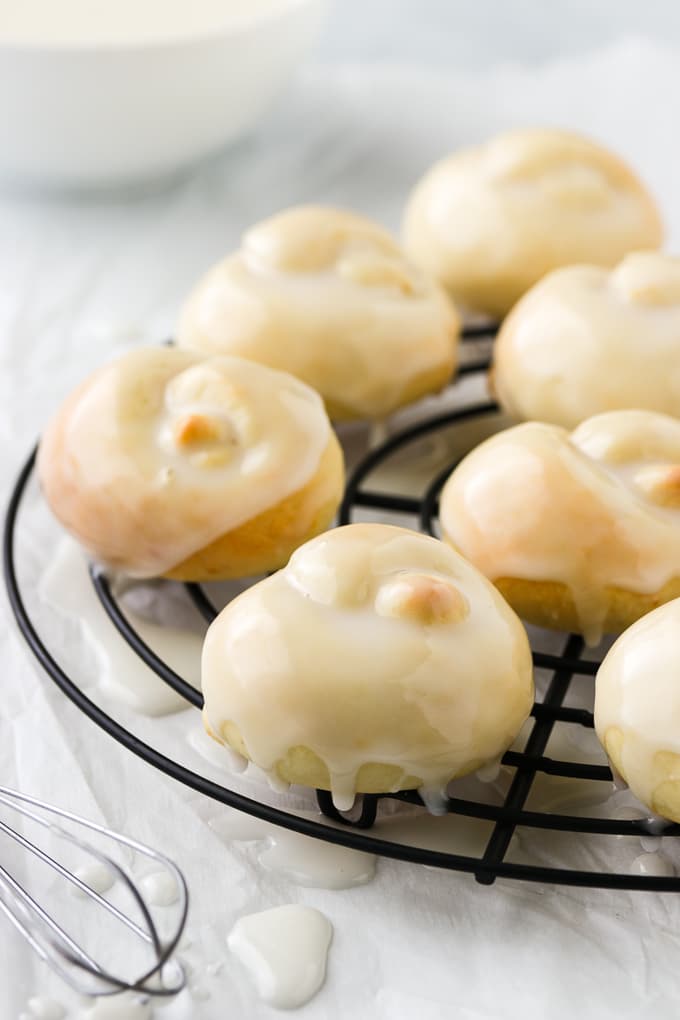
[5,329,679,892]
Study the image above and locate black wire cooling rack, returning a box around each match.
[5,328,680,892]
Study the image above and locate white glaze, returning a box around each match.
[329,788,356,813]
[631,852,675,878]
[79,995,151,1019]
[228,904,332,1010]
[39,538,194,716]
[202,523,534,806]
[258,837,375,889]
[403,129,661,318]
[418,785,450,816]
[595,599,680,820]
[494,252,680,428]
[26,998,65,1020]
[441,410,680,644]
[39,348,332,577]
[178,206,460,421]
[71,863,114,898]
[187,725,248,772]
[209,809,376,889]
[139,871,179,907]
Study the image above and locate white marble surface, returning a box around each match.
[4,38,680,1020]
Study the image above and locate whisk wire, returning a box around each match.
[0,812,151,944]
[0,785,188,997]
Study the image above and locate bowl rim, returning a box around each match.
[0,0,326,55]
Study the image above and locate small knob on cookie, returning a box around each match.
[633,463,680,507]
[375,574,469,625]
[173,413,228,447]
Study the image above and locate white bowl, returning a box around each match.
[0,0,327,191]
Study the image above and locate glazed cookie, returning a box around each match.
[177,205,460,420]
[403,129,662,318]
[493,252,680,428]
[39,348,344,580]
[595,599,680,823]
[440,410,680,645]
[201,523,534,809]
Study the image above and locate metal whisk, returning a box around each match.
[0,785,188,998]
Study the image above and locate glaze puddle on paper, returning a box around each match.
[213,799,497,873]
[228,904,332,1010]
[631,852,675,878]
[71,862,115,898]
[210,810,376,890]
[187,726,248,773]
[79,994,151,1019]
[26,999,65,1020]
[139,871,179,907]
[39,538,201,716]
